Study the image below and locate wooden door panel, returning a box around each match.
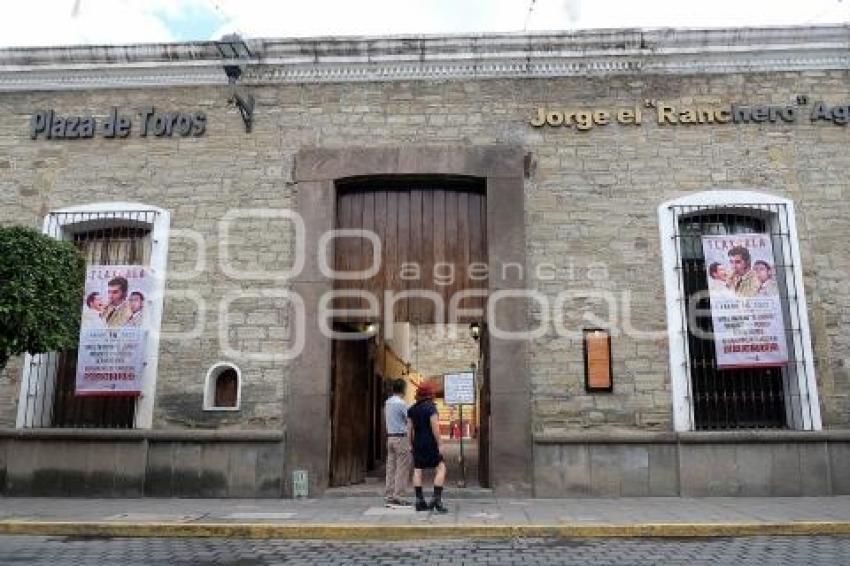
[335,179,486,324]
[330,337,371,486]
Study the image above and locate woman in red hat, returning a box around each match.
[407,380,448,513]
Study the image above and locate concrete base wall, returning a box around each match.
[0,430,283,497]
[534,431,850,497]
[5,429,850,498]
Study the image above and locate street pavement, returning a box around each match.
[3,495,850,528]
[2,534,850,564]
[4,496,850,564]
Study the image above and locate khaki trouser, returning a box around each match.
[385,436,412,500]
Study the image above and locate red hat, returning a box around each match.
[415,381,436,400]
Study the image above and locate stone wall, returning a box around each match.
[0,430,283,497]
[534,431,850,497]
[1,69,849,434]
[0,86,297,429]
[408,324,479,379]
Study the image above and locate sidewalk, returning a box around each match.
[2,496,850,539]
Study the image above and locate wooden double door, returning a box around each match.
[329,177,490,487]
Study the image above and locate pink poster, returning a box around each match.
[75,265,150,396]
[701,234,788,369]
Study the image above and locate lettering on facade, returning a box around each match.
[530,97,850,132]
[29,106,207,140]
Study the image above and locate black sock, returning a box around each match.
[433,486,443,502]
[415,486,424,501]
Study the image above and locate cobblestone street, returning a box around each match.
[2,535,850,565]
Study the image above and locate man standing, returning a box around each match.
[384,378,412,507]
[727,246,760,298]
[102,276,133,327]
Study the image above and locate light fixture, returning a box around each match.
[469,321,481,342]
[365,322,377,335]
[216,33,253,82]
[216,33,255,133]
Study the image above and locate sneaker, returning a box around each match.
[430,500,449,514]
[392,498,412,507]
[415,499,430,512]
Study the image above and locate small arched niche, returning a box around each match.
[203,362,242,411]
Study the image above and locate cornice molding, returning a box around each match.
[0,24,848,91]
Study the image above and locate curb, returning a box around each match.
[2,521,850,539]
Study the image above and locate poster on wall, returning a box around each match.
[75,265,150,396]
[701,233,788,369]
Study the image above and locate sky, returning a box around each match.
[0,0,848,48]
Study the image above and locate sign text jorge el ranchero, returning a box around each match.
[30,106,206,140]
[530,97,850,131]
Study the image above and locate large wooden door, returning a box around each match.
[330,176,489,486]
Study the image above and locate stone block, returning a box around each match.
[679,444,740,496]
[532,444,565,497]
[829,441,850,494]
[558,444,591,496]
[0,439,6,494]
[256,441,285,497]
[733,444,774,496]
[197,442,232,498]
[145,440,283,497]
[648,443,679,495]
[768,443,803,496]
[797,442,829,495]
[144,441,175,496]
[5,439,145,497]
[170,443,204,497]
[293,180,334,284]
[586,444,653,497]
[285,393,331,496]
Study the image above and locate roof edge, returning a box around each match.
[0,24,848,91]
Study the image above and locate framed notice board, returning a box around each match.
[444,372,475,406]
[583,329,613,392]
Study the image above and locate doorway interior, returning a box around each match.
[329,322,490,489]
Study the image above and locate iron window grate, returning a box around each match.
[670,203,815,430]
[19,210,159,429]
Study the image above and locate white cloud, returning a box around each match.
[0,0,224,47]
[0,0,170,47]
[0,0,848,48]
[209,0,850,39]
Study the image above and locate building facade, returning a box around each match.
[1,24,849,497]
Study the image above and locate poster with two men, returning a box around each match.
[75,265,149,396]
[701,233,788,369]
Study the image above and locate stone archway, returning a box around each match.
[288,146,530,496]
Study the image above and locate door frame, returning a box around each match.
[289,146,530,496]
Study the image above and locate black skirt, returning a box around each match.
[412,441,443,469]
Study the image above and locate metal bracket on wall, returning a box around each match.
[229,88,255,133]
